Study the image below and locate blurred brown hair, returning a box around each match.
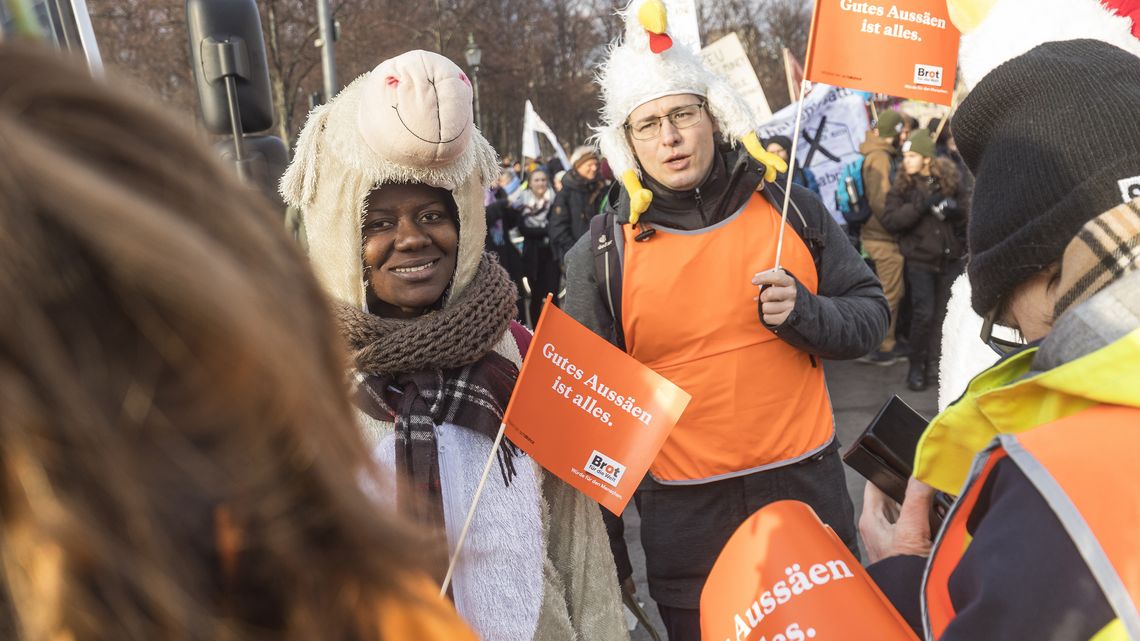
[0,43,415,641]
[897,155,962,196]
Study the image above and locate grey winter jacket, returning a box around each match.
[562,146,889,360]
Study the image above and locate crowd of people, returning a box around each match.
[482,145,612,328]
[2,0,1140,639]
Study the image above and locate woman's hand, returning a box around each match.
[860,478,937,564]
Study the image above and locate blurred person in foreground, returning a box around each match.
[280,49,627,641]
[863,40,1140,640]
[0,44,474,641]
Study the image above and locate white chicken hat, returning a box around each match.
[593,0,787,224]
[949,0,1140,89]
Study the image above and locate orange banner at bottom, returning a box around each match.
[701,501,917,641]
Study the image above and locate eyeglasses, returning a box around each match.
[979,305,1028,357]
[624,102,706,141]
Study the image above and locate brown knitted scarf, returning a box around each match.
[337,253,519,376]
[336,253,521,532]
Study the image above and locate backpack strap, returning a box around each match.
[589,210,627,351]
[763,182,825,285]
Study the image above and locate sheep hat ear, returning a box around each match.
[357,51,475,169]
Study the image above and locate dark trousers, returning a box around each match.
[638,443,858,613]
[657,604,701,641]
[905,260,963,370]
[523,241,560,328]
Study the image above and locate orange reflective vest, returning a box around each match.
[620,192,835,483]
[923,404,1140,639]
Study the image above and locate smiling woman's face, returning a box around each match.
[363,183,459,318]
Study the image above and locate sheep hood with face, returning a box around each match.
[281,50,499,310]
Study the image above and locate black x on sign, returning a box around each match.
[801,116,841,167]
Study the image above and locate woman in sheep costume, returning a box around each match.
[280,50,628,641]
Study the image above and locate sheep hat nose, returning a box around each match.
[357,49,474,169]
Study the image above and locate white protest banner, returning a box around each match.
[757,84,871,226]
[664,0,700,53]
[701,32,773,122]
[521,100,570,169]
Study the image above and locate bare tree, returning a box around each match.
[87,0,810,157]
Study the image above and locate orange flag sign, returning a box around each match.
[504,298,690,515]
[805,0,960,105]
[701,501,918,641]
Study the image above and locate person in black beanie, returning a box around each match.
[764,134,819,193]
[859,39,1140,640]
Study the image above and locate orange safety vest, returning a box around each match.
[620,192,835,483]
[923,404,1140,640]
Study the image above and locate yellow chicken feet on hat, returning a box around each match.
[742,132,788,184]
[623,170,654,225]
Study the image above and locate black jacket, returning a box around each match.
[868,458,1113,640]
[880,173,969,270]
[561,145,888,607]
[548,168,606,262]
[484,199,524,281]
[563,145,889,360]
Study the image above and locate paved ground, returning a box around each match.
[625,357,940,640]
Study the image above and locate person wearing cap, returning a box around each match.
[764,134,820,194]
[880,129,969,391]
[858,108,908,366]
[548,145,607,263]
[561,2,888,638]
[861,39,1140,640]
[281,50,628,641]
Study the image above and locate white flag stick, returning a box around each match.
[773,0,820,271]
[773,79,811,271]
[439,420,509,596]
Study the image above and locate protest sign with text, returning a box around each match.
[701,501,917,641]
[805,0,960,105]
[757,84,870,226]
[503,298,690,515]
[701,32,773,122]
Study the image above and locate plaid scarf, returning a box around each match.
[353,357,521,530]
[337,253,522,530]
[1054,198,1140,320]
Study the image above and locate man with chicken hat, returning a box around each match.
[560,1,889,637]
[861,3,1140,639]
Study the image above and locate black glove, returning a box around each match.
[927,196,957,221]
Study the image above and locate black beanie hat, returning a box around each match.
[765,134,793,151]
[953,39,1140,316]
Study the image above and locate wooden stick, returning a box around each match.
[773,0,821,271]
[439,420,509,597]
